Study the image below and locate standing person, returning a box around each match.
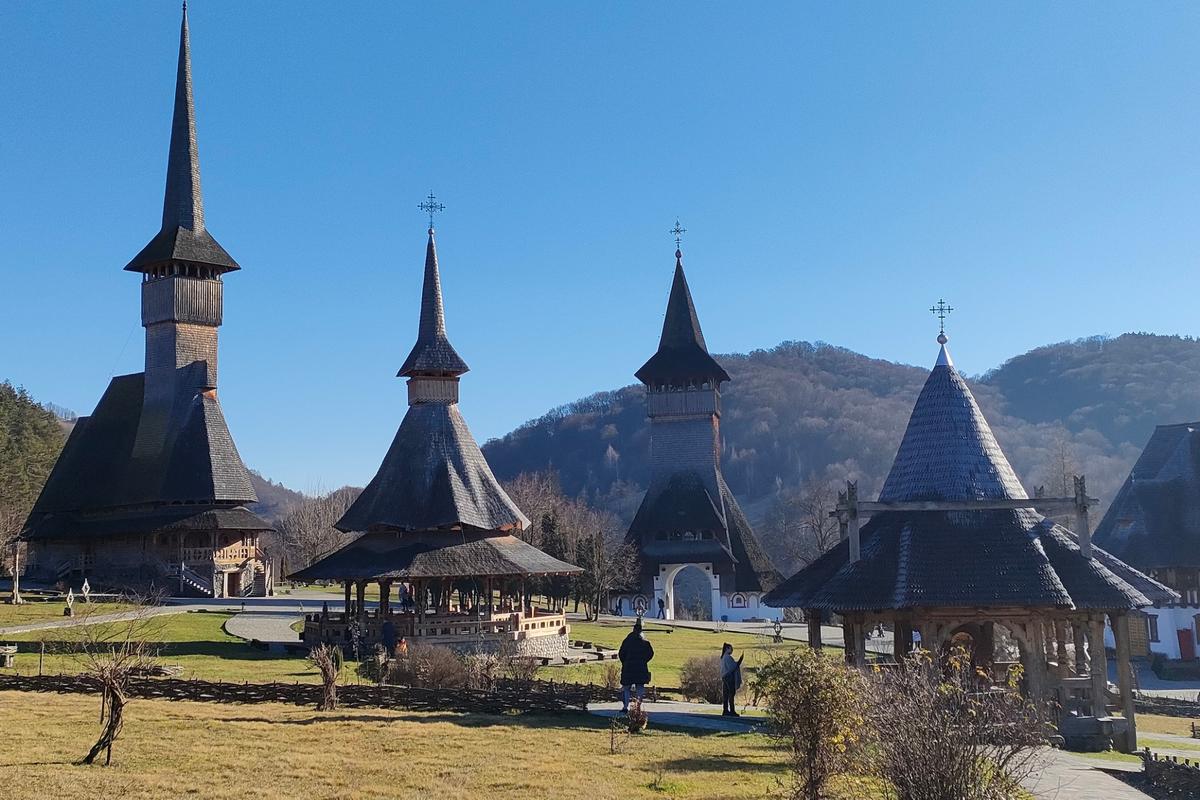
[656,597,666,620]
[618,618,654,713]
[720,643,744,717]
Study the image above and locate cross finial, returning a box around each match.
[670,219,687,249]
[418,191,445,231]
[929,298,954,343]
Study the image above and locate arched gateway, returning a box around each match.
[616,240,779,622]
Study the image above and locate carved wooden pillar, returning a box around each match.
[807,609,822,649]
[893,621,913,661]
[379,579,391,616]
[1072,620,1090,675]
[1089,616,1109,717]
[1113,613,1138,753]
[355,580,367,618]
[1055,620,1071,679]
[343,580,352,616]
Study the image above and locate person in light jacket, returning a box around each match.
[720,642,744,717]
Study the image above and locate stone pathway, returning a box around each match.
[588,700,760,733]
[1022,750,1151,799]
[222,612,304,651]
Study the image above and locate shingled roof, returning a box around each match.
[1094,422,1200,569]
[634,250,731,387]
[126,5,238,274]
[397,229,469,377]
[336,402,529,534]
[333,229,530,536]
[628,471,782,593]
[22,373,264,540]
[765,337,1173,612]
[291,531,581,582]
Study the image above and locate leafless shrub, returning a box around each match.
[64,593,165,765]
[386,644,468,689]
[870,647,1050,800]
[753,647,871,800]
[308,643,339,711]
[679,655,723,703]
[601,661,621,690]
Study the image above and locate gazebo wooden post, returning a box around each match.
[1088,615,1109,717]
[379,579,391,617]
[355,580,367,618]
[1019,620,1048,708]
[1113,613,1138,753]
[1054,620,1071,679]
[807,609,822,649]
[343,580,352,617]
[1072,619,1090,675]
[893,620,912,661]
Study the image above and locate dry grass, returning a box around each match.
[1139,712,1200,738]
[0,690,880,799]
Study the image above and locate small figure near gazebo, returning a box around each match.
[720,643,744,717]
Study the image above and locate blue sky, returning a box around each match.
[2,3,1199,491]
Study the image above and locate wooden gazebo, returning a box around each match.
[290,220,580,654]
[765,331,1176,752]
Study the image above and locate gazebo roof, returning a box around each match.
[764,337,1175,613]
[289,531,581,582]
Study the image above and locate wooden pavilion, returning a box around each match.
[290,219,581,655]
[764,328,1177,752]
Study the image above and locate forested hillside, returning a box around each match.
[0,383,67,542]
[483,334,1200,569]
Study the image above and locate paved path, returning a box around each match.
[589,700,762,733]
[222,612,303,651]
[1022,750,1150,800]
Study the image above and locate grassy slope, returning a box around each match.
[0,691,888,800]
[554,620,806,691]
[3,611,339,684]
[0,601,137,627]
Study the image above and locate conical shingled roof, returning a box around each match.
[635,250,731,386]
[126,6,238,274]
[879,341,1025,502]
[764,337,1173,613]
[397,229,469,377]
[1094,422,1200,569]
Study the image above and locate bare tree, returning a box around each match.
[274,486,361,573]
[66,594,166,765]
[1,505,24,604]
[767,477,842,570]
[308,643,339,710]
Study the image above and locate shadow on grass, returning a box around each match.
[655,756,783,775]
[218,711,609,731]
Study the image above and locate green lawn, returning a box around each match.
[553,620,808,692]
[3,611,348,684]
[0,600,138,627]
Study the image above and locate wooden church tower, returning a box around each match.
[618,235,779,621]
[21,6,271,597]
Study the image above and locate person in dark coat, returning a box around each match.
[720,642,744,716]
[618,618,654,712]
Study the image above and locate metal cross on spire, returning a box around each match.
[418,191,445,230]
[929,298,954,339]
[670,219,687,249]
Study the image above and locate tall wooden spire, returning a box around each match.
[126,4,238,274]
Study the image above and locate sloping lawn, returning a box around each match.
[3,611,339,683]
[0,600,138,627]
[553,620,807,691]
[0,690,895,799]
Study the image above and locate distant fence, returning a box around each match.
[1134,692,1200,718]
[0,673,601,715]
[1142,750,1200,795]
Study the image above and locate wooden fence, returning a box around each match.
[1141,750,1200,795]
[0,673,602,715]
